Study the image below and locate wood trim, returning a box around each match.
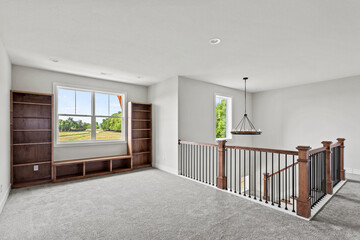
[267,162,298,178]
[330,142,341,149]
[216,140,227,189]
[51,94,54,181]
[128,101,152,105]
[128,102,152,169]
[13,116,52,119]
[132,110,151,112]
[309,147,326,155]
[226,145,298,155]
[13,161,51,167]
[263,173,269,201]
[149,103,153,167]
[12,179,52,189]
[10,91,13,185]
[322,141,333,194]
[127,102,133,168]
[13,129,51,132]
[133,163,152,169]
[53,165,57,181]
[132,151,151,155]
[112,167,133,173]
[12,142,52,146]
[54,168,134,181]
[53,155,132,166]
[53,154,133,183]
[337,138,346,180]
[10,91,150,187]
[296,146,311,218]
[83,162,86,176]
[13,102,52,106]
[10,90,53,96]
[10,90,53,188]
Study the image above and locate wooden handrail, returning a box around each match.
[264,146,326,200]
[226,145,298,155]
[330,142,341,149]
[179,140,298,155]
[263,160,299,202]
[178,140,218,148]
[266,162,298,178]
[309,146,326,155]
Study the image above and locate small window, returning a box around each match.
[56,85,125,144]
[216,95,232,140]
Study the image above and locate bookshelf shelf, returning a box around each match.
[13,101,51,106]
[128,102,152,169]
[11,90,54,188]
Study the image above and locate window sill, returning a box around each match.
[55,140,127,148]
[216,138,232,141]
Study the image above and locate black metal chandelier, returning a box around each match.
[231,77,262,135]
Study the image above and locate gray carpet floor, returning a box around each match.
[0,168,359,240]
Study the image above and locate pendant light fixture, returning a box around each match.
[231,77,262,135]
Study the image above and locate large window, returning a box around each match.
[215,95,232,140]
[56,85,125,144]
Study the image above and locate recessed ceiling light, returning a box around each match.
[137,76,142,79]
[100,72,111,76]
[209,38,221,45]
[50,58,59,62]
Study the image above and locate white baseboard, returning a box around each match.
[309,180,347,220]
[345,168,360,175]
[0,185,11,215]
[154,163,178,175]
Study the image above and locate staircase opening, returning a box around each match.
[178,138,346,220]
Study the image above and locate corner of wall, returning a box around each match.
[148,76,180,175]
[0,185,11,215]
[0,38,12,215]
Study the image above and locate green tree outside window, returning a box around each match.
[216,98,227,138]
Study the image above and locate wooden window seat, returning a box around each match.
[53,155,133,183]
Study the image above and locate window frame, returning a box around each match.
[214,93,232,141]
[54,83,127,147]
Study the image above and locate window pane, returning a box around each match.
[58,88,75,114]
[58,116,91,142]
[76,90,92,115]
[216,97,227,138]
[109,94,122,116]
[95,93,109,116]
[96,117,122,140]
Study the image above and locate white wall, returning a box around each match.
[148,77,179,174]
[178,76,253,147]
[12,65,148,161]
[0,39,11,214]
[253,76,360,173]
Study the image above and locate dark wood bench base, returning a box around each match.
[53,155,144,183]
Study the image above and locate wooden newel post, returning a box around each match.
[217,140,227,189]
[263,173,269,201]
[337,138,346,180]
[322,141,333,194]
[296,146,311,218]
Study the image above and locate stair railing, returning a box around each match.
[263,161,298,210]
[178,138,346,219]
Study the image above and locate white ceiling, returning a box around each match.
[1,0,360,92]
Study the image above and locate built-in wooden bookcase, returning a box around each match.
[10,90,54,188]
[128,102,152,169]
[53,155,132,183]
